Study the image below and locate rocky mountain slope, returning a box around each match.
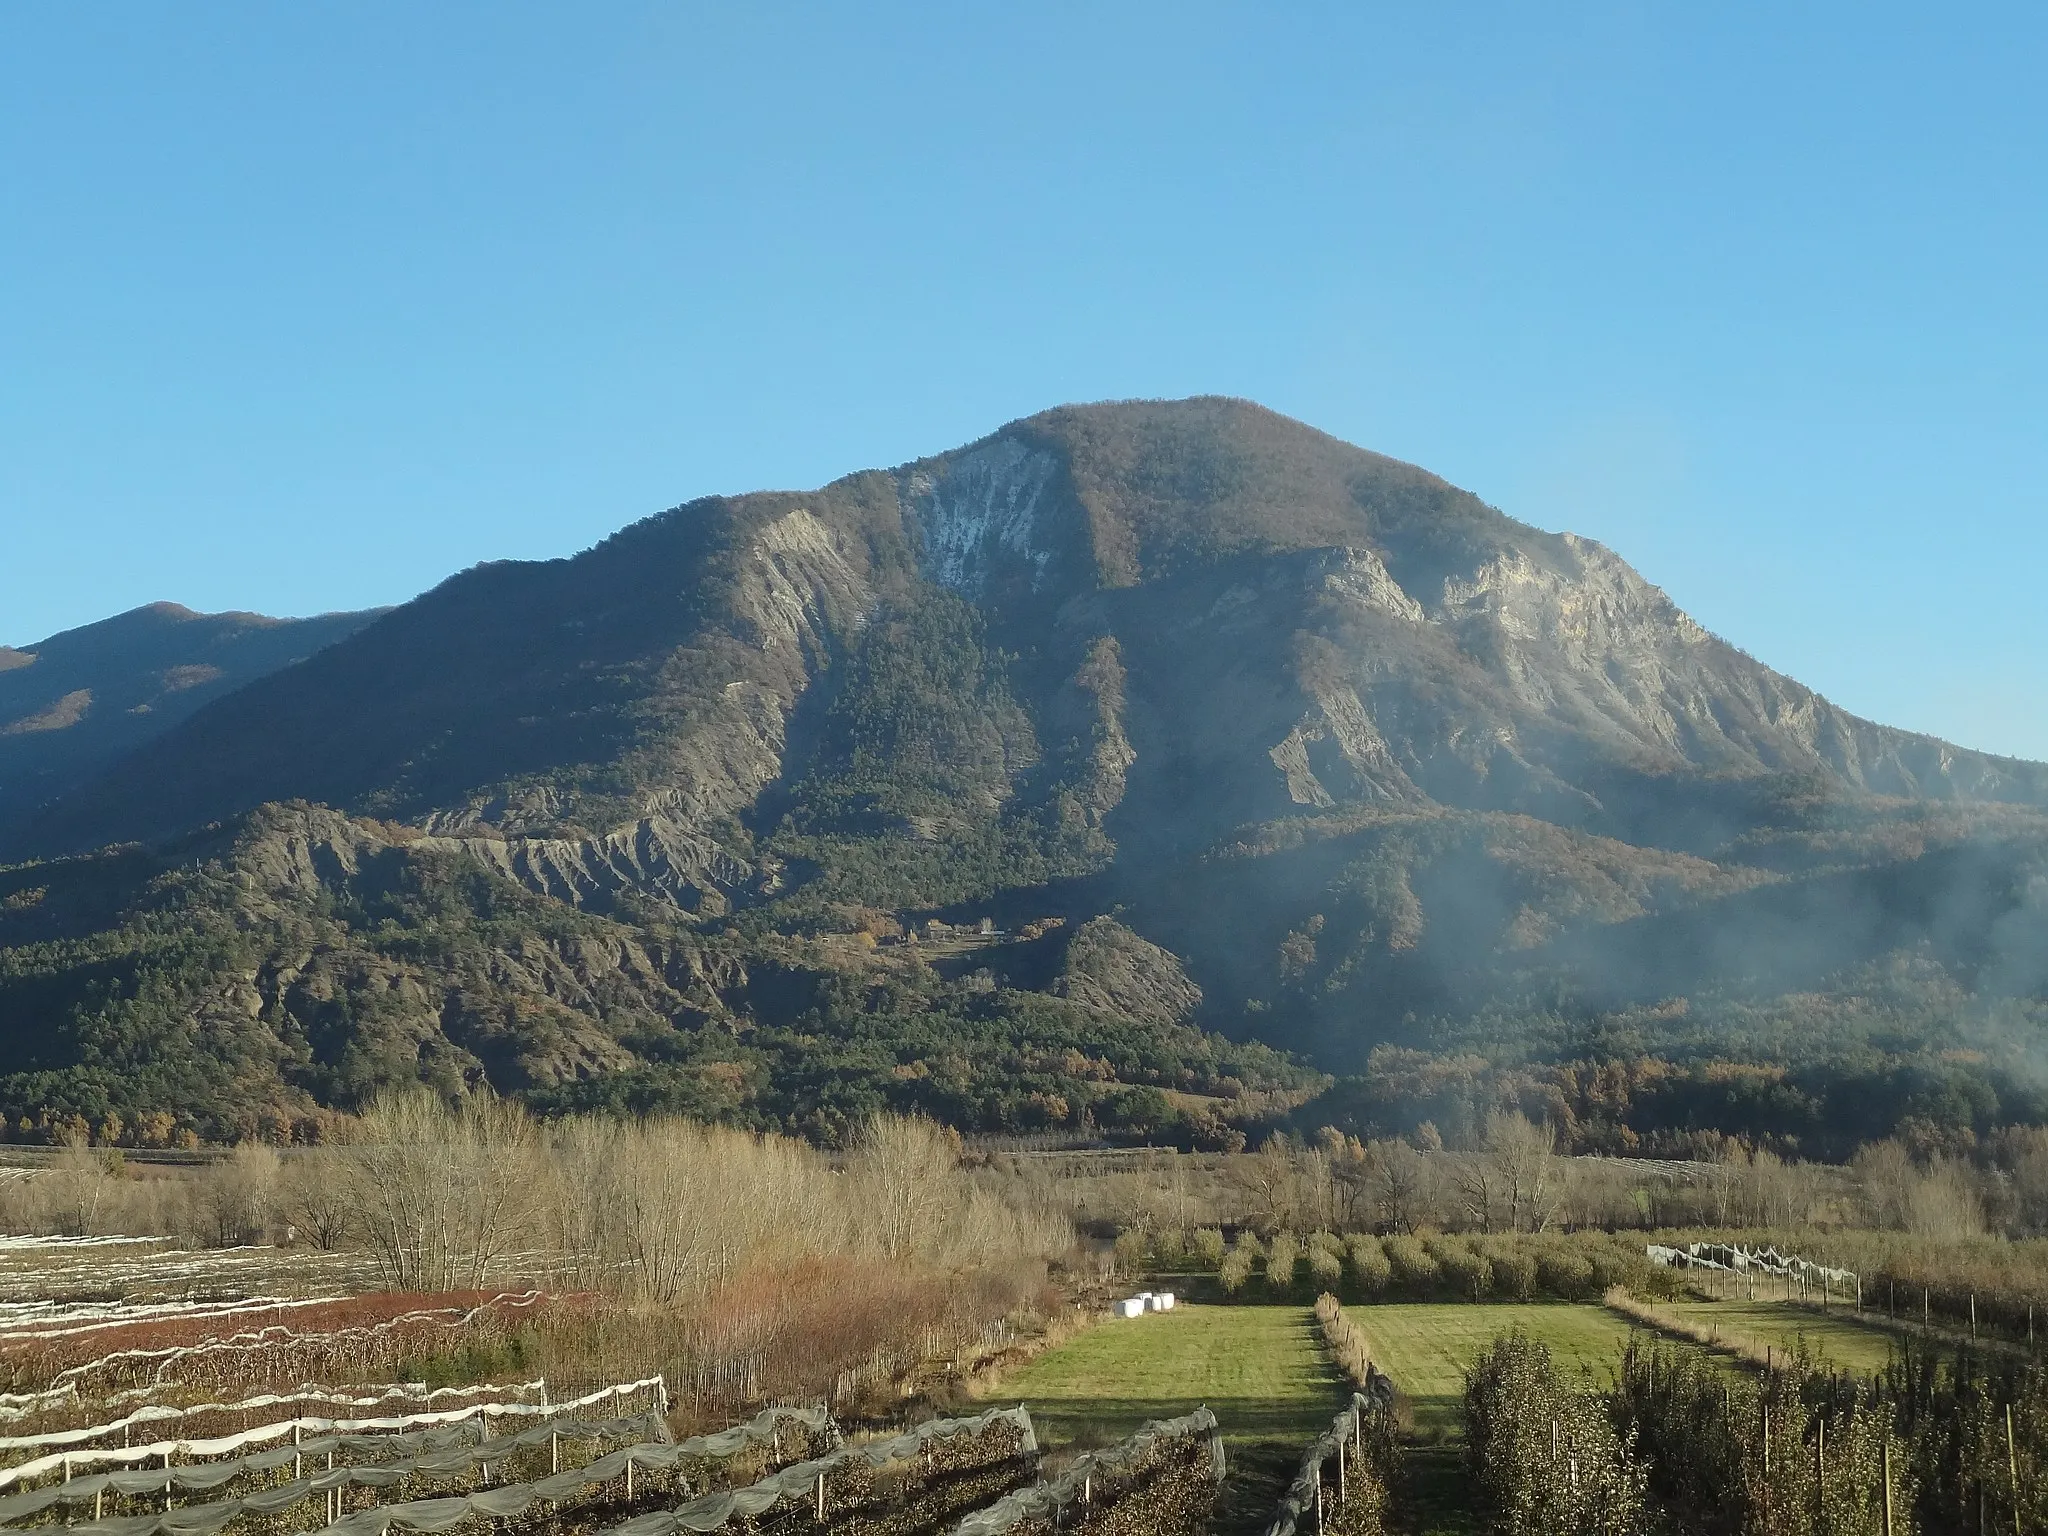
[5,398,2046,1153]
[0,603,383,839]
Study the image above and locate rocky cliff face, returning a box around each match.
[6,398,2047,1146]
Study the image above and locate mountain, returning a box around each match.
[0,603,385,839]
[5,398,2047,1154]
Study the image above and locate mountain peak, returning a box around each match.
[903,394,1527,598]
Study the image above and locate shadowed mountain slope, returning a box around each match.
[0,603,383,839]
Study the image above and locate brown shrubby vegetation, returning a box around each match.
[0,1096,1074,1423]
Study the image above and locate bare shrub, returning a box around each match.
[1267,1230,1300,1292]
[1219,1231,1260,1293]
[1306,1236,1344,1292]
[1348,1233,1392,1296]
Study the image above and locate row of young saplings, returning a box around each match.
[1250,1296,1403,1536]
[954,1408,1224,1536]
[1154,1227,1672,1303]
[383,1400,1225,1536]
[1865,1277,2048,1355]
[1262,1390,1400,1536]
[0,1381,557,1457]
[1462,1324,2048,1536]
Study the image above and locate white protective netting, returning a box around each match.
[0,1384,551,1461]
[0,1379,665,1491]
[598,1405,1037,1536]
[1645,1242,1857,1290]
[945,1408,1221,1536]
[51,1295,548,1392]
[1262,1393,1384,1536]
[0,1398,831,1536]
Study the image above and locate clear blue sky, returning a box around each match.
[4,4,2046,759]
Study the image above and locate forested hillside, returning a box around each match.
[4,398,2046,1154]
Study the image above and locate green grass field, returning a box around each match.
[1667,1300,1900,1374]
[1000,1302,1344,1449]
[1338,1303,1638,1536]
[1342,1303,1636,1439]
[998,1303,1349,1536]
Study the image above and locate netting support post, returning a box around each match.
[552,1432,560,1474]
[2009,1404,2021,1536]
[816,1470,826,1522]
[626,1456,635,1501]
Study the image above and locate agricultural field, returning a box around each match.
[1000,1303,1343,1450]
[997,1303,1342,1536]
[1335,1303,1638,1536]
[1664,1298,1901,1374]
[1341,1303,1635,1439]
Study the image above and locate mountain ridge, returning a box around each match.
[20,398,2045,867]
[0,602,386,842]
[3,397,2045,1154]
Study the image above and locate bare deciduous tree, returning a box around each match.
[48,1133,115,1235]
[278,1150,355,1249]
[337,1090,541,1291]
[1902,1155,1986,1242]
[1485,1111,1561,1233]
[1367,1138,1436,1233]
[1853,1139,1916,1230]
[200,1143,279,1247]
[853,1114,959,1261]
